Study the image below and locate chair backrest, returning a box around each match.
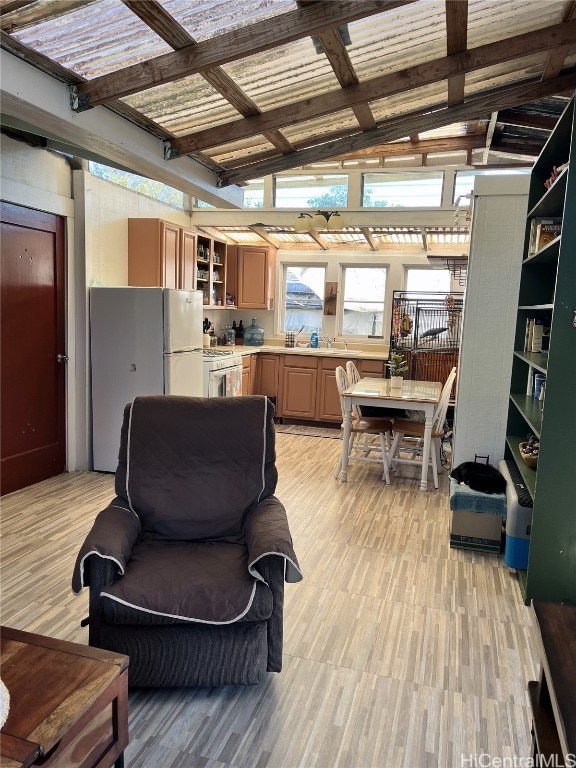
[432,366,457,433]
[345,360,361,385]
[343,362,363,418]
[335,366,351,421]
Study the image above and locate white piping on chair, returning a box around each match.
[257,396,267,503]
[100,580,259,625]
[72,552,126,595]
[125,399,135,513]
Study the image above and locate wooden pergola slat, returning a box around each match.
[168,20,576,156]
[71,1,413,110]
[219,69,576,184]
[445,0,468,106]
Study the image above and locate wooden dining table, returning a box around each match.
[338,377,442,491]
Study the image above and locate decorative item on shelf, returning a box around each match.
[544,162,569,189]
[293,210,346,233]
[528,217,562,255]
[225,293,235,306]
[387,352,408,388]
[519,434,539,468]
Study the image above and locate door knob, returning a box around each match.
[57,353,69,363]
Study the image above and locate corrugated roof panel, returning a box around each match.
[12,0,171,79]
[322,232,367,244]
[214,229,267,244]
[164,0,296,43]
[463,53,552,95]
[207,137,278,165]
[281,109,360,144]
[426,228,469,244]
[466,0,564,48]
[221,38,339,112]
[347,1,447,81]
[122,74,240,135]
[369,81,449,124]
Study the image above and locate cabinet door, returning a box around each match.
[282,361,318,419]
[179,228,197,290]
[129,218,180,287]
[237,247,274,309]
[241,355,252,396]
[257,355,280,399]
[317,359,347,422]
[161,222,180,289]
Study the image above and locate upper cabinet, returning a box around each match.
[128,218,184,289]
[128,219,228,308]
[227,245,275,310]
[505,96,576,604]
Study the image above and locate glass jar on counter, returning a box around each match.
[243,318,264,346]
[220,325,236,346]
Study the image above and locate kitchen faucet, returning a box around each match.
[321,336,334,348]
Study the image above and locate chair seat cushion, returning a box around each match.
[101,540,273,625]
[351,416,393,432]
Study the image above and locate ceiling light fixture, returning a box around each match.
[293,210,346,233]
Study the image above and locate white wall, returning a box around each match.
[452,175,529,468]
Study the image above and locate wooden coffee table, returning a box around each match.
[0,626,129,768]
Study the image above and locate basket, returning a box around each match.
[519,442,538,469]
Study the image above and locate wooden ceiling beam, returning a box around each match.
[71,1,412,110]
[482,111,498,164]
[313,26,377,131]
[445,0,468,106]
[360,227,380,251]
[248,226,282,248]
[496,109,558,131]
[219,69,576,184]
[169,20,576,156]
[334,134,486,160]
[307,230,329,250]
[541,0,576,79]
[121,0,295,156]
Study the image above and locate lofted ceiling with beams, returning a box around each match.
[1,0,575,195]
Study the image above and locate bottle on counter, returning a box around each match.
[244,318,264,347]
[310,332,319,348]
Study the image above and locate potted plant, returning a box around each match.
[387,352,408,388]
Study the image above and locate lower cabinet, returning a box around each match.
[241,354,253,396]
[282,357,318,419]
[317,358,348,421]
[257,354,281,411]
[253,353,386,422]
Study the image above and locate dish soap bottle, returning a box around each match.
[244,318,265,346]
[310,332,319,348]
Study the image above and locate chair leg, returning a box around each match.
[431,438,439,489]
[389,430,402,467]
[379,433,391,484]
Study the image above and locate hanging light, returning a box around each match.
[292,210,346,232]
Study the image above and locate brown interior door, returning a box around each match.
[1,202,66,495]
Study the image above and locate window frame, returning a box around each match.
[338,263,389,339]
[278,262,327,336]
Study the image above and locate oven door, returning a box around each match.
[207,364,243,397]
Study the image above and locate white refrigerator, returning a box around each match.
[90,286,204,471]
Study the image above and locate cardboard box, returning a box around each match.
[450,510,503,552]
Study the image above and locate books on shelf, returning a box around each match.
[524,318,550,353]
[528,217,562,255]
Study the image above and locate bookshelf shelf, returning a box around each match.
[505,96,576,604]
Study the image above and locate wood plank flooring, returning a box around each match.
[0,432,538,767]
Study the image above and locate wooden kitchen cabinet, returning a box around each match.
[257,354,281,411]
[317,357,348,422]
[281,356,318,419]
[128,218,182,288]
[241,354,254,396]
[227,245,275,310]
[179,227,197,290]
[358,358,386,378]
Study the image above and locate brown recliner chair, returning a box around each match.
[72,395,302,687]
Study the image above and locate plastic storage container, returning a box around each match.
[244,318,264,346]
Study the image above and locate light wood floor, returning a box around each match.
[0,433,538,767]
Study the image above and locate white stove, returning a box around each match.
[202,348,243,397]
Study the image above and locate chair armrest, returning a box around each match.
[71,498,141,595]
[246,496,302,584]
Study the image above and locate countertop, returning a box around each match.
[212,345,389,361]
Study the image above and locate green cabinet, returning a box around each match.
[505,97,576,603]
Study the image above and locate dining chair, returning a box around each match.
[334,366,394,484]
[388,366,457,489]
